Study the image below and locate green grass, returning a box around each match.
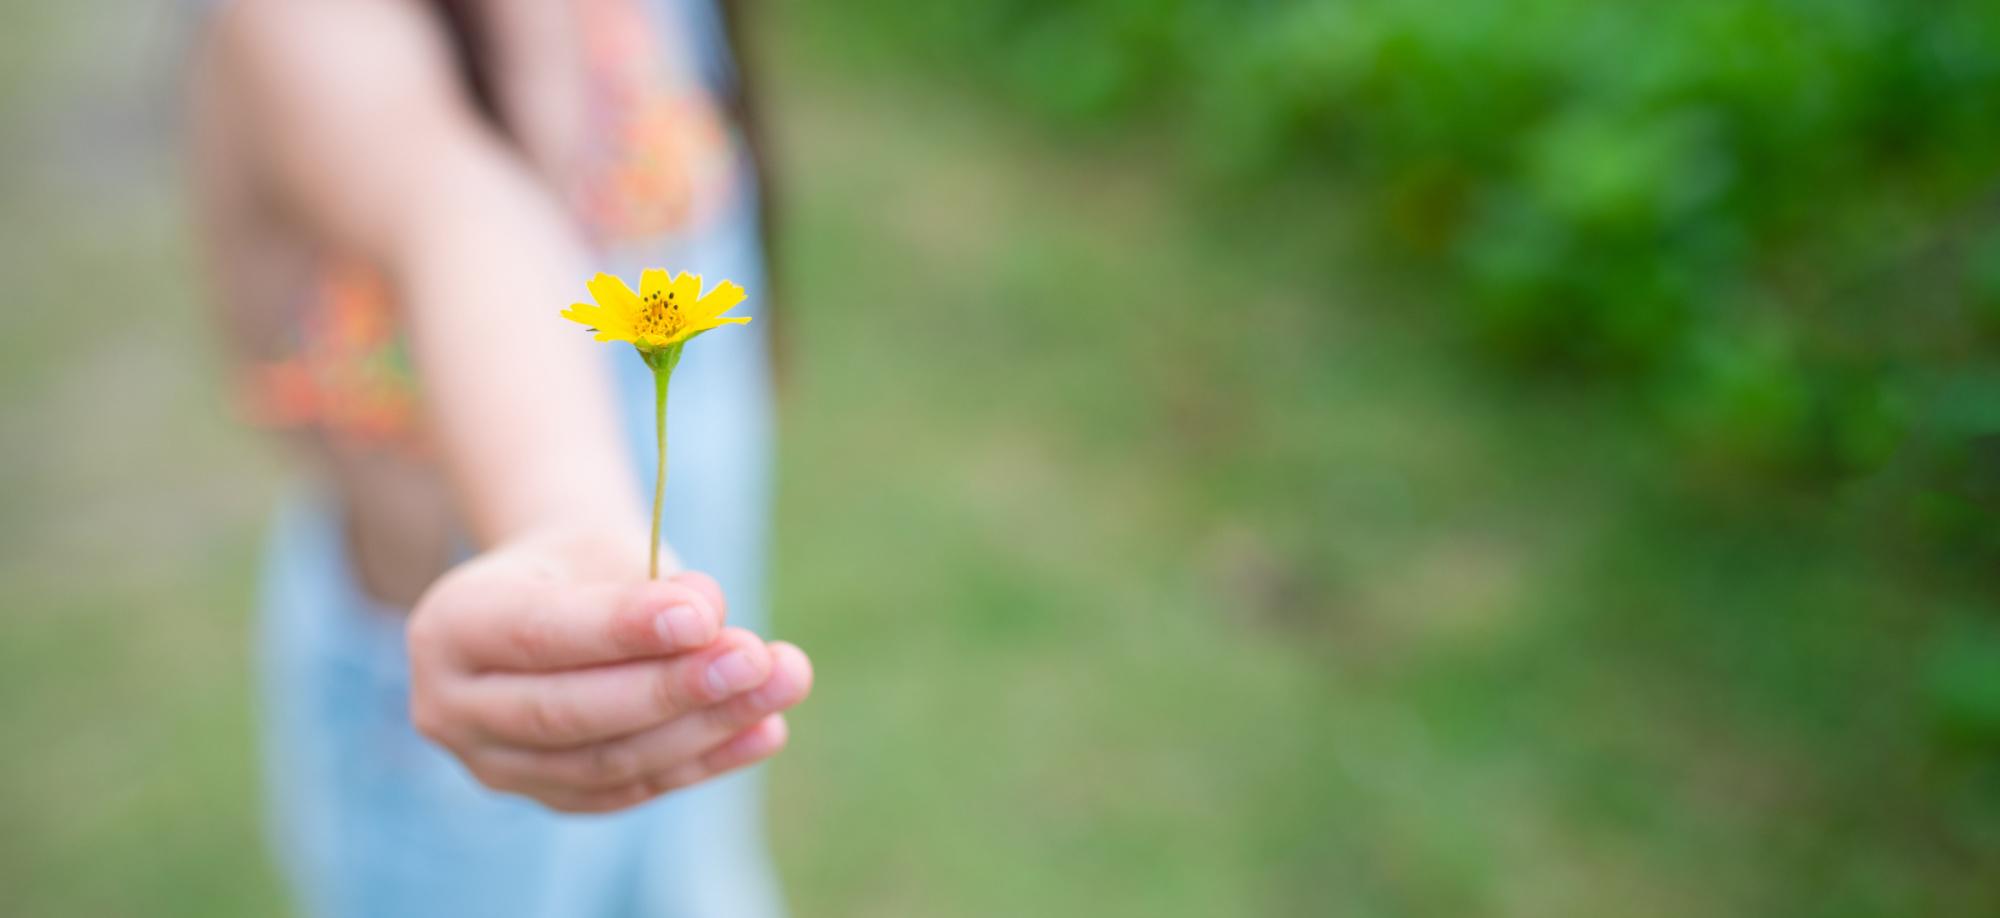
[1,4,1995,917]
[758,20,2000,917]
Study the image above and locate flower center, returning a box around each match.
[635,289,685,339]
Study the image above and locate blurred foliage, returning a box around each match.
[824,0,2000,531]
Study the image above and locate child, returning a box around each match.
[185,1,811,914]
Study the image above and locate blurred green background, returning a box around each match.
[4,1,2000,915]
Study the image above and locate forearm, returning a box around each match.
[216,0,644,551]
[390,135,643,545]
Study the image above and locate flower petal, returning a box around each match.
[586,273,642,320]
[692,279,747,322]
[670,314,751,346]
[560,302,636,343]
[640,268,672,301]
[692,315,752,331]
[667,271,703,311]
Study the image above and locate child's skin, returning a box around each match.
[187,0,812,813]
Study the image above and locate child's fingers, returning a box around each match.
[476,641,812,791]
[696,713,791,777]
[669,570,728,622]
[457,628,771,747]
[435,573,725,671]
[533,716,791,814]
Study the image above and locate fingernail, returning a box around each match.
[657,604,707,647]
[706,651,760,697]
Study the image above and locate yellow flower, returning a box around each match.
[560,269,749,351]
[557,268,751,578]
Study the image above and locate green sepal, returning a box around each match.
[637,341,685,375]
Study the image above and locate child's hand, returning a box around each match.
[405,527,813,813]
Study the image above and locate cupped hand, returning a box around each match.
[406,527,813,813]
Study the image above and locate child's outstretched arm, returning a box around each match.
[198,0,810,812]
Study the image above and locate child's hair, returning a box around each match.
[429,0,504,130]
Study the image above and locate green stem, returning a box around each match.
[644,343,682,580]
[650,365,668,579]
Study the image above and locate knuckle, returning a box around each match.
[702,697,757,735]
[616,783,656,808]
[583,741,642,786]
[521,693,582,744]
[652,664,698,717]
[609,605,653,654]
[674,571,726,615]
[613,783,658,810]
[710,718,786,772]
[639,766,691,799]
[506,615,556,666]
[465,760,515,794]
[616,582,685,649]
